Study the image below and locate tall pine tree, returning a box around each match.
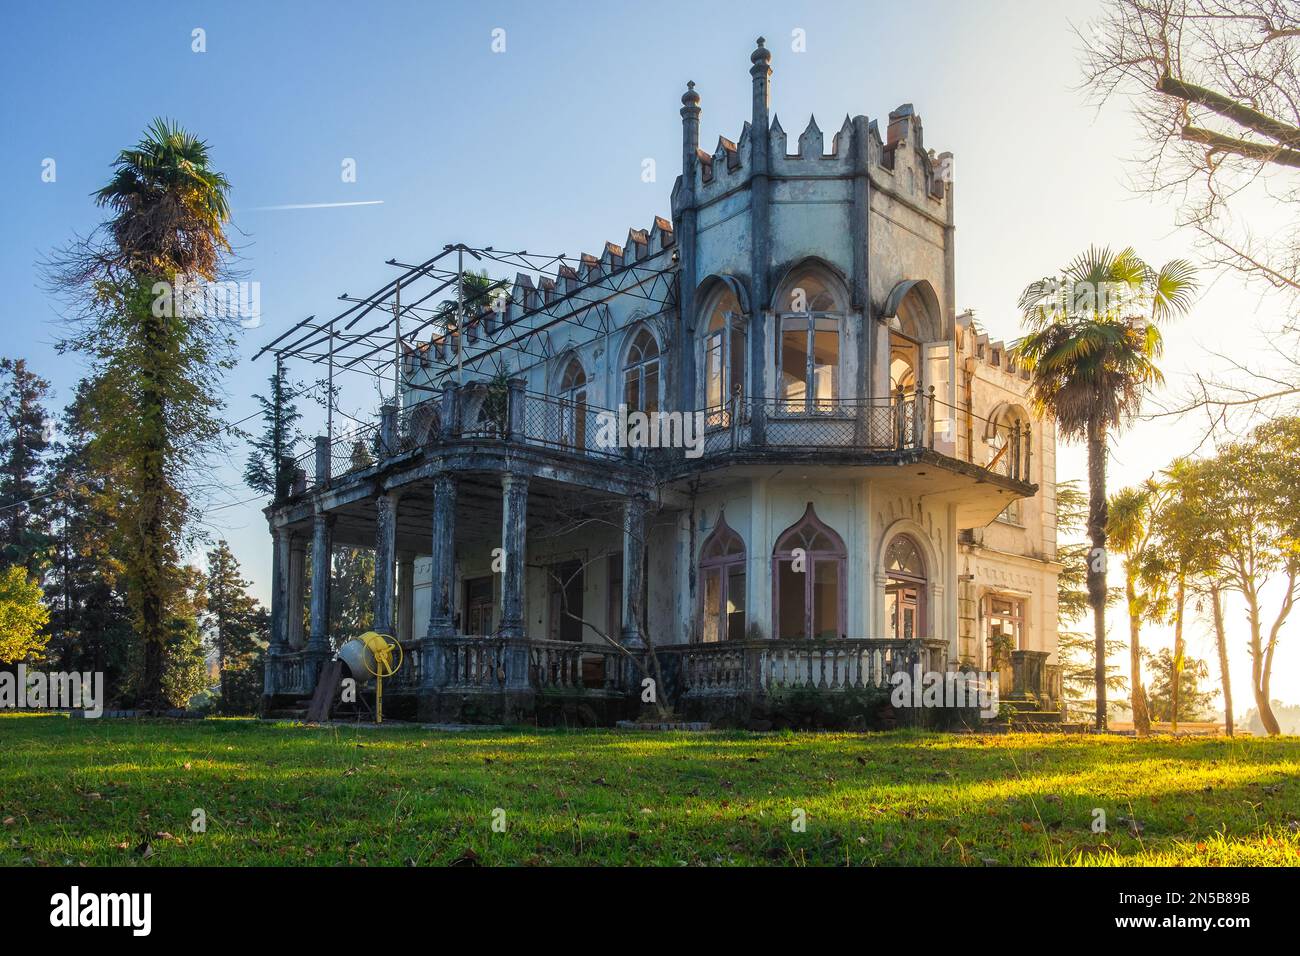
[0,357,53,574]
[43,381,135,687]
[204,540,267,714]
[244,360,302,500]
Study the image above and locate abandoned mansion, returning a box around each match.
[260,39,1062,726]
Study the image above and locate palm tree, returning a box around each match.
[94,117,232,280]
[1107,481,1171,737]
[87,118,233,709]
[1011,247,1196,731]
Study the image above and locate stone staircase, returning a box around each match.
[999,698,1088,734]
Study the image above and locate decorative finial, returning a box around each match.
[751,37,772,67]
[681,80,700,109]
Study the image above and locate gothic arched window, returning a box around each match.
[558,357,587,450]
[703,286,746,428]
[772,504,846,640]
[777,269,844,413]
[623,328,660,415]
[884,534,927,639]
[890,288,927,396]
[700,517,746,643]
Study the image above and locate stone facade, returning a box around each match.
[261,38,1060,727]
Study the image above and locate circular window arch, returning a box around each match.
[772,503,847,640]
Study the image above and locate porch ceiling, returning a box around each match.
[282,471,632,556]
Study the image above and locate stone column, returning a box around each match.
[308,513,334,653]
[397,554,415,644]
[268,527,288,654]
[287,534,307,649]
[264,525,289,702]
[621,497,648,649]
[426,473,458,639]
[372,491,399,635]
[498,472,528,640]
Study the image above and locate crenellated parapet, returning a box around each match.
[424,215,676,363]
[682,104,951,209]
[957,312,1030,382]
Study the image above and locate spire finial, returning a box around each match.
[681,80,700,109]
[751,36,772,69]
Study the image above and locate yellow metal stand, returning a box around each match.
[357,631,403,725]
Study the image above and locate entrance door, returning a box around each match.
[885,582,920,639]
[464,576,493,636]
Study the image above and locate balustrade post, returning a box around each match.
[440,386,460,439]
[506,376,526,439]
[314,435,330,488]
[913,384,926,447]
[379,402,398,457]
[926,385,936,447]
[895,385,907,448]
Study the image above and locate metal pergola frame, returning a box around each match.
[254,242,678,445]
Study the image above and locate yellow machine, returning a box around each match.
[337,631,403,724]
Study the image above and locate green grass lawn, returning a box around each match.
[2,713,1298,866]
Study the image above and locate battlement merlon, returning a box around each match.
[671,39,953,216]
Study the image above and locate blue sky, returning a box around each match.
[2,1,1294,711]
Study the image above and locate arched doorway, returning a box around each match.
[883,534,927,639]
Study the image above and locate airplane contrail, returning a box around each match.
[246,200,385,211]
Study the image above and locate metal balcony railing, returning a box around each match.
[301,381,1033,488]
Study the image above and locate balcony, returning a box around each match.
[288,381,1034,512]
